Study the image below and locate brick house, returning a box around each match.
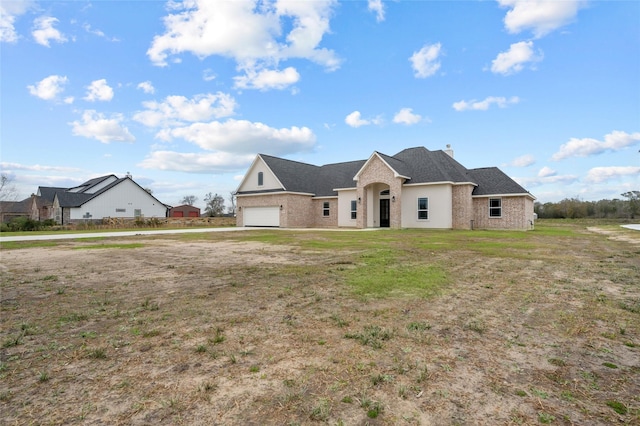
[235,146,536,230]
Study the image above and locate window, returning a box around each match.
[134,209,142,218]
[115,208,126,213]
[489,198,502,217]
[417,197,429,220]
[258,172,264,186]
[323,201,330,217]
[350,200,357,219]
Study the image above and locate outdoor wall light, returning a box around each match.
[358,197,361,203]
[280,205,283,210]
[391,196,396,202]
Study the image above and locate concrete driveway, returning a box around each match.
[0,227,257,242]
[0,226,378,242]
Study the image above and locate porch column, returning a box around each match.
[356,187,367,229]
[390,181,402,229]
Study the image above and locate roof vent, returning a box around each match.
[444,144,454,158]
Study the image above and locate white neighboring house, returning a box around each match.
[37,175,168,224]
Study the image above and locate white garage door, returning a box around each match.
[243,206,280,227]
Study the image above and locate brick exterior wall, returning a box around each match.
[472,196,534,230]
[452,184,474,230]
[237,193,317,228]
[356,155,404,229]
[312,198,338,227]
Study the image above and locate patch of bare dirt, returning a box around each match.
[1,228,639,425]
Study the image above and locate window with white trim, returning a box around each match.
[134,209,142,218]
[489,198,502,217]
[258,172,264,186]
[323,201,330,217]
[417,197,429,220]
[350,200,357,219]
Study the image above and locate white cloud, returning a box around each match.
[0,162,82,173]
[393,108,422,125]
[504,154,535,168]
[516,172,578,188]
[234,66,300,91]
[137,81,155,94]
[70,110,135,143]
[345,111,383,128]
[84,79,114,102]
[82,23,119,41]
[159,119,316,156]
[453,96,520,111]
[203,69,216,81]
[1,0,34,43]
[27,75,68,101]
[368,0,385,22]
[147,0,340,88]
[491,41,542,75]
[410,43,442,78]
[138,151,255,173]
[32,16,67,47]
[133,92,237,128]
[538,166,556,177]
[498,0,585,38]
[552,130,640,161]
[586,166,640,183]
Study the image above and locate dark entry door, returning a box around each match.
[380,199,390,228]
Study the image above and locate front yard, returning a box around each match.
[1,221,638,424]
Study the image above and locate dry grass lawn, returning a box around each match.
[1,220,639,425]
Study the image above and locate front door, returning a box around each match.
[380,199,390,228]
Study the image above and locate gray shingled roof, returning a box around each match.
[0,198,31,214]
[467,167,530,196]
[393,147,471,184]
[38,187,67,203]
[315,160,366,196]
[260,155,320,194]
[248,147,531,198]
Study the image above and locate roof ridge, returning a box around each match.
[260,153,320,168]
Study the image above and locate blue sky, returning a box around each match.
[1,0,638,210]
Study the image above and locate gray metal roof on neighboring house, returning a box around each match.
[68,175,117,193]
[37,175,168,209]
[252,146,531,198]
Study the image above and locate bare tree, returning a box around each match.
[204,192,225,217]
[181,195,198,206]
[0,173,17,201]
[228,191,236,215]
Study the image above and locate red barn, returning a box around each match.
[169,204,201,218]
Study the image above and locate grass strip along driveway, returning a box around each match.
[1,221,639,425]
